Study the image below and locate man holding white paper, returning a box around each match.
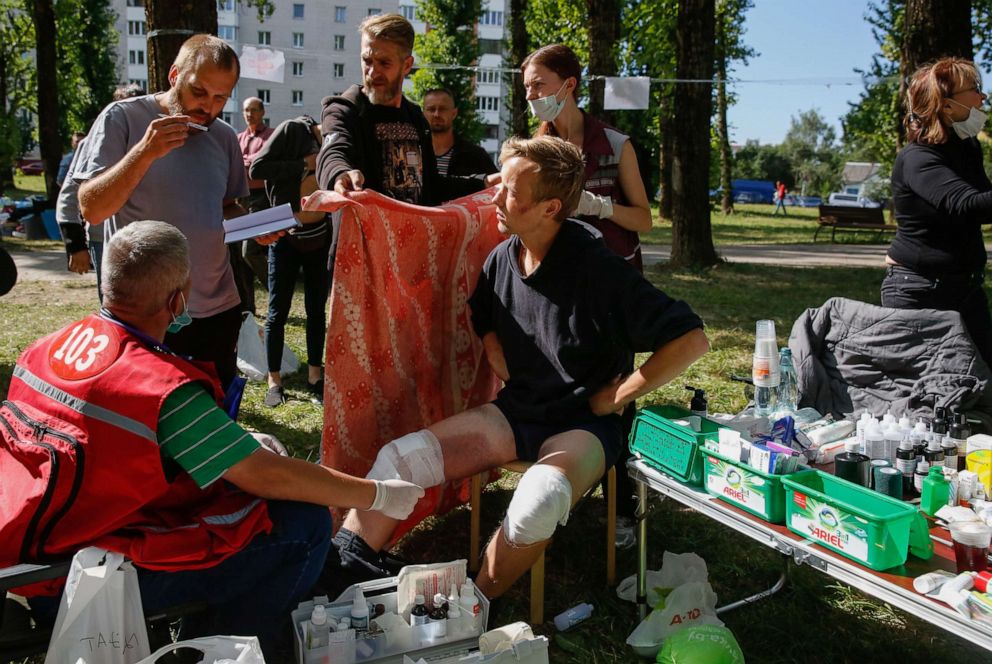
[75,34,278,388]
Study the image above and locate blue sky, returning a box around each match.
[726,0,881,145]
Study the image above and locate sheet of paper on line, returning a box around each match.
[396,560,467,617]
[603,76,651,110]
[240,45,285,83]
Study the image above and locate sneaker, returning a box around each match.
[307,379,324,403]
[615,515,636,550]
[263,385,285,408]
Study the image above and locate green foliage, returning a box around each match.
[239,0,275,22]
[411,0,486,143]
[732,140,793,186]
[55,0,119,140]
[524,0,587,62]
[0,2,33,182]
[780,109,842,198]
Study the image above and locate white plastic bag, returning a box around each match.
[236,312,299,381]
[626,582,722,659]
[135,636,266,663]
[617,551,709,608]
[44,547,151,664]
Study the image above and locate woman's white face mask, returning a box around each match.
[947,97,989,139]
[528,80,569,122]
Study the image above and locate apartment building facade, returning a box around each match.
[111,0,509,161]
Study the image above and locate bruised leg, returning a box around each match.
[475,429,606,599]
[340,404,518,551]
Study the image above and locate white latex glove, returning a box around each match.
[368,479,425,520]
[250,432,288,456]
[575,190,614,219]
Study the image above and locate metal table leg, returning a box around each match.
[715,553,789,615]
[636,477,649,621]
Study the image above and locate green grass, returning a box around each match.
[2,173,46,200]
[2,264,989,663]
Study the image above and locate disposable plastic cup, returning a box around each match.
[949,521,992,573]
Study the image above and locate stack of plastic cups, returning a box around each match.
[752,320,779,417]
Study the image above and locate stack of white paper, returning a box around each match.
[223,203,298,243]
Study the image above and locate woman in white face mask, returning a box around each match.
[883,57,992,366]
[521,44,652,272]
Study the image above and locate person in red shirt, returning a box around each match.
[773,180,788,216]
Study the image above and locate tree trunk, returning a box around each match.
[657,84,674,220]
[715,19,732,216]
[670,0,718,268]
[145,0,218,93]
[586,0,619,120]
[897,0,971,145]
[32,0,59,200]
[0,45,11,191]
[508,0,529,138]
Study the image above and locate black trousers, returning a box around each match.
[881,264,992,368]
[165,304,243,390]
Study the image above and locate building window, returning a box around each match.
[128,78,147,91]
[217,25,237,41]
[476,96,499,112]
[222,111,233,124]
[217,0,234,11]
[334,6,346,22]
[293,3,305,19]
[292,90,304,106]
[486,125,500,139]
[127,20,146,36]
[333,63,345,78]
[257,31,271,45]
[333,35,345,51]
[480,10,503,25]
[368,8,381,16]
[292,32,304,48]
[128,49,145,65]
[400,4,415,20]
[257,89,270,104]
[479,39,502,55]
[292,61,304,77]
[477,69,499,84]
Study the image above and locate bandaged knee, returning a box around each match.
[366,429,445,488]
[502,465,573,546]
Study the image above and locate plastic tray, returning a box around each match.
[703,448,811,523]
[630,405,725,486]
[781,470,932,571]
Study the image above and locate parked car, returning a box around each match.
[827,192,881,208]
[16,158,44,176]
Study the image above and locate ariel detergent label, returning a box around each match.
[707,457,767,515]
[790,492,869,562]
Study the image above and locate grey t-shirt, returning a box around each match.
[55,138,102,245]
[74,95,249,317]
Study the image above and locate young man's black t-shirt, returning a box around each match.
[469,220,704,424]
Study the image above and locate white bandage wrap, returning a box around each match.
[575,190,615,219]
[366,429,445,488]
[502,465,573,546]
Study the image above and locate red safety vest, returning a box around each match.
[1,314,270,593]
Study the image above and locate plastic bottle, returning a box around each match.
[931,407,948,448]
[773,348,798,419]
[910,420,928,461]
[410,594,429,627]
[941,435,959,472]
[351,588,369,631]
[864,420,886,461]
[752,320,780,417]
[553,603,594,631]
[895,435,918,496]
[685,385,708,418]
[914,459,930,494]
[459,579,481,633]
[446,583,462,636]
[898,414,912,439]
[834,439,870,487]
[883,422,902,465]
[307,604,329,650]
[949,413,970,471]
[856,413,870,454]
[920,466,951,516]
[924,435,945,468]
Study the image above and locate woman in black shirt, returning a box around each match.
[883,57,992,365]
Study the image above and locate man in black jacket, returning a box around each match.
[316,13,493,206]
[423,88,498,178]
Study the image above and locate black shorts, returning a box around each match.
[492,399,624,469]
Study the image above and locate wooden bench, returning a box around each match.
[814,205,897,242]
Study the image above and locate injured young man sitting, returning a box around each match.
[325,135,709,601]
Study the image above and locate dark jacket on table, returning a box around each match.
[248,116,319,213]
[316,84,486,206]
[446,137,498,177]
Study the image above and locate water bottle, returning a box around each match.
[752,320,779,417]
[554,603,593,631]
[773,347,797,419]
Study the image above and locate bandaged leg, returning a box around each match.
[502,464,573,546]
[366,429,445,488]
